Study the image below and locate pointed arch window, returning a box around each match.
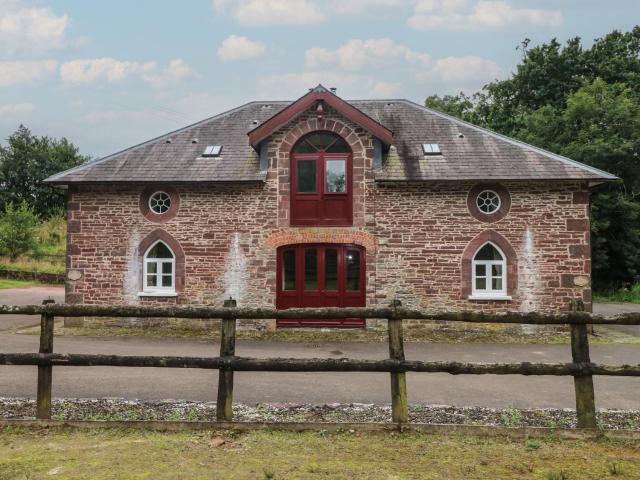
[472,242,507,297]
[143,241,175,293]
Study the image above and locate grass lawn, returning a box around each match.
[0,279,36,290]
[595,284,640,304]
[0,427,638,479]
[0,257,64,275]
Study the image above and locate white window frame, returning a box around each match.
[141,240,176,295]
[476,189,501,215]
[148,191,172,215]
[470,242,510,300]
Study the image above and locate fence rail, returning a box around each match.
[1,298,639,429]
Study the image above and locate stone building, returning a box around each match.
[46,86,616,327]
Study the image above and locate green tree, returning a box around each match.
[0,202,38,260]
[0,125,89,217]
[425,27,640,290]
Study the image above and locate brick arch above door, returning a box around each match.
[265,229,377,253]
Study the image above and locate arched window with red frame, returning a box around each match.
[291,132,352,226]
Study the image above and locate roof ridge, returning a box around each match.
[45,100,272,183]
[398,99,618,181]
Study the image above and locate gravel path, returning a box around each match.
[2,398,639,430]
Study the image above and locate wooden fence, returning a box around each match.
[1,299,640,428]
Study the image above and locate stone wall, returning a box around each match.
[64,104,592,326]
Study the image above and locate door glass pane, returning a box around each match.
[304,249,318,291]
[346,250,360,291]
[324,249,338,291]
[283,250,296,290]
[325,159,346,193]
[297,160,316,193]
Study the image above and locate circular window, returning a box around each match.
[476,190,501,214]
[149,191,171,214]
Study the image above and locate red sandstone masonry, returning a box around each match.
[65,104,592,317]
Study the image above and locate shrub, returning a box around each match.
[0,202,38,260]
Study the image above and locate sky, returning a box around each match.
[0,0,638,159]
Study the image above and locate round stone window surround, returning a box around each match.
[139,186,180,223]
[467,183,511,223]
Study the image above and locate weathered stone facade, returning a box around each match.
[65,105,592,326]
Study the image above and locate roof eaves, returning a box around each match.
[399,99,619,182]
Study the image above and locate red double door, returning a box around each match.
[276,244,366,328]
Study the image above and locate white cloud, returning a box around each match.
[213,0,404,26]
[420,55,504,86]
[259,37,505,98]
[305,38,431,72]
[213,0,325,26]
[408,0,562,30]
[143,59,193,88]
[332,0,404,14]
[414,0,466,13]
[60,58,193,87]
[0,60,57,87]
[0,102,35,115]
[0,2,70,54]
[218,35,266,61]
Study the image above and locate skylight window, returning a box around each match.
[202,145,222,157]
[422,143,441,155]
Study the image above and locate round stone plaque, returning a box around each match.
[67,269,82,281]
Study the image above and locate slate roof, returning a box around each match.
[46,97,617,184]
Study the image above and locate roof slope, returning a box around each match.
[46,98,617,184]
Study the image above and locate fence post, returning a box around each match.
[216,297,237,422]
[388,300,408,424]
[570,299,597,429]
[37,298,55,420]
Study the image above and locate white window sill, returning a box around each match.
[468,295,512,301]
[137,291,178,297]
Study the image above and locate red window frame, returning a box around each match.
[290,133,353,226]
[276,244,366,328]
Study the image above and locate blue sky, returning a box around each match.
[0,0,638,158]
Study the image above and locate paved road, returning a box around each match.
[0,286,64,330]
[594,302,640,335]
[0,286,639,409]
[1,333,639,408]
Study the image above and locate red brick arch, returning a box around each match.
[138,229,186,293]
[461,230,517,299]
[265,229,377,253]
[279,118,366,157]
